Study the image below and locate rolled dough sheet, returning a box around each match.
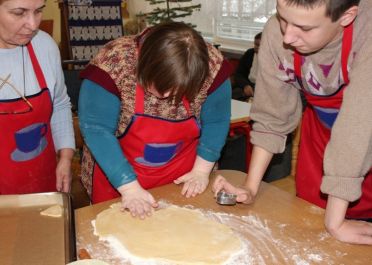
[94,204,243,265]
[67,259,110,265]
[40,204,63,217]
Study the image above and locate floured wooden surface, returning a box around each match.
[75,170,372,265]
[76,202,337,265]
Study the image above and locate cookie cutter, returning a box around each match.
[216,190,237,206]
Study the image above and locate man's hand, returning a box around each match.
[326,219,372,245]
[118,180,158,219]
[212,175,255,204]
[325,195,372,245]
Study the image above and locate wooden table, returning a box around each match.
[74,170,371,265]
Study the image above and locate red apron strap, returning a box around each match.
[341,24,353,85]
[135,84,145,113]
[294,51,302,78]
[182,97,191,116]
[26,43,48,89]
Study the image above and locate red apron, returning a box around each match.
[0,44,57,194]
[294,24,372,218]
[92,84,200,203]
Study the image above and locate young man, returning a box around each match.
[213,0,372,245]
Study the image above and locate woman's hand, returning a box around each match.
[212,175,255,204]
[174,169,209,198]
[173,156,214,198]
[118,180,158,219]
[56,148,74,192]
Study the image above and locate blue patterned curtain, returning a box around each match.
[64,0,124,65]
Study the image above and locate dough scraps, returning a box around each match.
[40,204,63,217]
[94,204,243,265]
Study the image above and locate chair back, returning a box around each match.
[39,19,54,36]
[73,115,84,150]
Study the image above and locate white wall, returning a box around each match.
[43,0,61,43]
[127,0,154,19]
[127,0,248,54]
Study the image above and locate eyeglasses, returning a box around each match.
[0,74,33,114]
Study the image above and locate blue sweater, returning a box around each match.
[79,79,231,188]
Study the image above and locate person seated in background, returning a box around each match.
[232,32,262,101]
[78,22,232,219]
[224,30,291,181]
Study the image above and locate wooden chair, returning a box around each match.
[71,114,91,208]
[73,115,84,150]
[39,19,54,36]
[290,123,302,178]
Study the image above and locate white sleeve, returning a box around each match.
[35,31,75,151]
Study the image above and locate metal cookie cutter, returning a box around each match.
[216,190,237,205]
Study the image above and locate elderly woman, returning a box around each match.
[79,22,232,218]
[0,0,75,194]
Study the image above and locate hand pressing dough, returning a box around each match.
[40,204,63,217]
[94,204,243,265]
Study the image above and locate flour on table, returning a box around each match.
[307,205,324,215]
[318,231,330,241]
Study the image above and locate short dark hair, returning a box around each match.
[283,0,360,21]
[137,22,209,104]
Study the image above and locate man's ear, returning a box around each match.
[339,6,358,27]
